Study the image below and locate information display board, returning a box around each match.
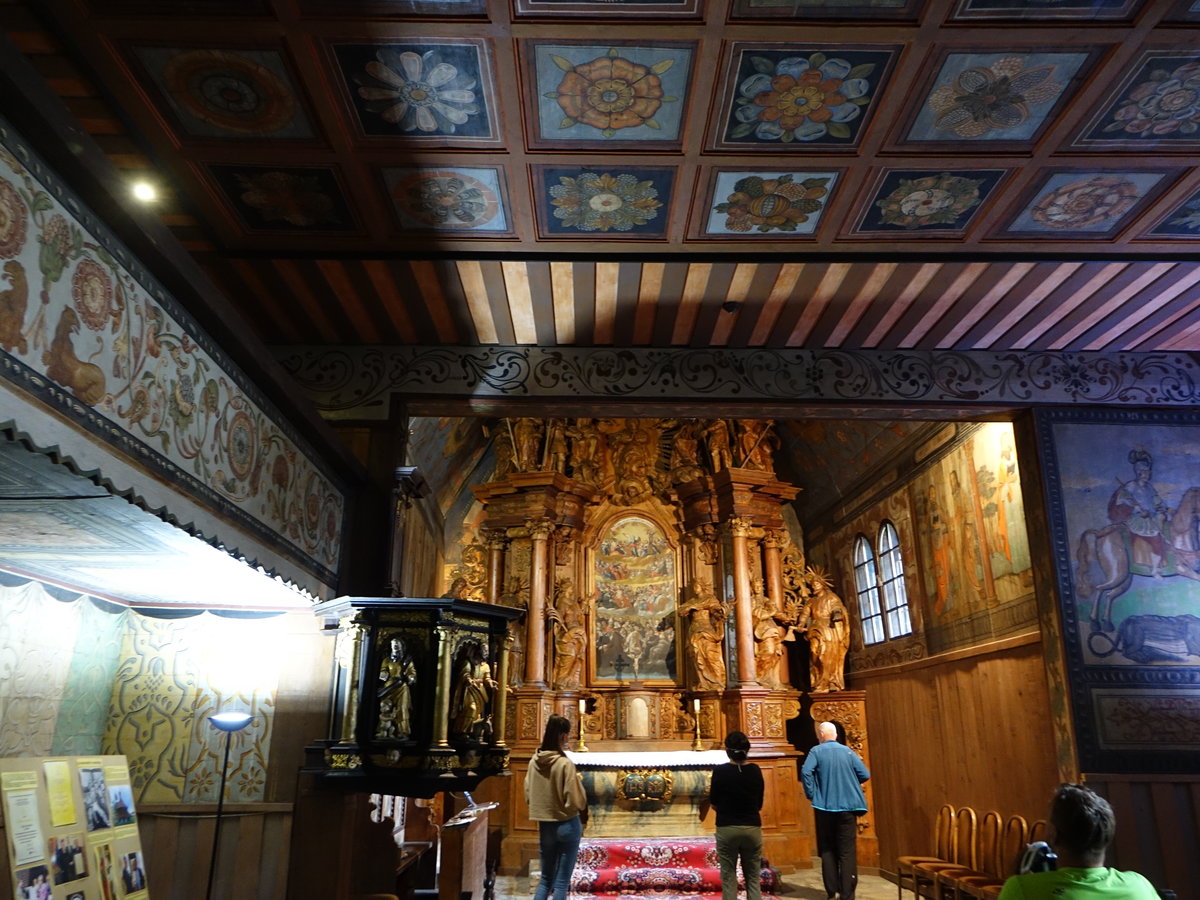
[1,756,148,900]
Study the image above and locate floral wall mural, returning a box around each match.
[0,118,345,582]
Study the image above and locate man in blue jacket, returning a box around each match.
[801,721,870,900]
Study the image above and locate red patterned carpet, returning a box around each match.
[568,837,780,899]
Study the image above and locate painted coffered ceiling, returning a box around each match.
[7,0,1200,353]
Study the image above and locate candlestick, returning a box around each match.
[575,698,588,752]
[693,698,700,715]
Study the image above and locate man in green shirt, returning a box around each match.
[998,783,1159,899]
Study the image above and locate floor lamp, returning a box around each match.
[206,711,253,900]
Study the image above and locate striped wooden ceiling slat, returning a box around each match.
[224,258,304,344]
[612,262,644,347]
[272,259,353,344]
[671,262,713,346]
[316,260,382,345]
[901,262,989,348]
[550,261,576,345]
[729,263,785,347]
[652,263,691,347]
[594,262,620,345]
[787,262,851,347]
[976,262,1082,349]
[1124,284,1200,352]
[501,260,537,345]
[1087,265,1200,352]
[409,260,460,344]
[688,262,738,349]
[570,261,597,347]
[634,262,664,345]
[748,263,803,347]
[932,261,1037,349]
[710,263,758,347]
[523,261,556,347]
[1008,263,1122,350]
[862,262,942,348]
[1048,263,1177,351]
[339,260,404,345]
[361,260,418,344]
[454,260,498,345]
[827,262,898,347]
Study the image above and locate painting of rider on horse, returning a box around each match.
[1071,443,1200,660]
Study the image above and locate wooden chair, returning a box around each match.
[959,814,1029,900]
[934,809,1001,900]
[897,804,957,900]
[1028,819,1048,845]
[911,806,978,899]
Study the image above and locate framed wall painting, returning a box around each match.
[589,514,679,684]
[1036,407,1200,773]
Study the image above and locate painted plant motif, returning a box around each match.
[730,52,876,143]
[354,48,481,134]
[1155,192,1200,235]
[928,57,1063,138]
[876,173,985,228]
[0,134,342,569]
[235,171,340,228]
[159,48,300,136]
[401,172,497,228]
[548,49,675,137]
[714,174,832,232]
[1102,58,1200,138]
[1031,174,1139,230]
[549,171,662,232]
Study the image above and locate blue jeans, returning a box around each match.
[534,815,582,900]
[715,824,762,900]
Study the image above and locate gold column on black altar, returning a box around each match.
[525,518,553,687]
[433,624,454,748]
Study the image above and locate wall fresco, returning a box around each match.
[0,119,344,580]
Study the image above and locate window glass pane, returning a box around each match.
[878,521,912,638]
[853,535,885,645]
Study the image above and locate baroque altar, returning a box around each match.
[447,417,858,873]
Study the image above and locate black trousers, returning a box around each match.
[814,809,859,900]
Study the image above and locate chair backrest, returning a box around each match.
[952,805,979,868]
[933,804,957,859]
[1000,815,1030,876]
[1028,819,1049,845]
[976,811,1002,877]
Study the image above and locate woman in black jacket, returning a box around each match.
[708,731,764,900]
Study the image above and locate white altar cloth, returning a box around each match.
[566,750,728,768]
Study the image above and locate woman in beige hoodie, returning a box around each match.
[524,714,588,900]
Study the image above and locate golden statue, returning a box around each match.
[751,578,787,689]
[376,634,417,739]
[450,641,497,740]
[548,578,587,689]
[678,578,728,691]
[804,567,850,693]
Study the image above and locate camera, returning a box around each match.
[1017,841,1058,874]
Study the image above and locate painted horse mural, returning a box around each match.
[1075,485,1200,634]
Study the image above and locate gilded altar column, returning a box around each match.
[493,635,511,748]
[484,528,507,605]
[763,529,790,685]
[525,518,553,686]
[433,624,455,748]
[730,517,756,686]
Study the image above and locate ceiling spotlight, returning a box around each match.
[131,181,157,202]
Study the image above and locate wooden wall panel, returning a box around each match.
[1087,775,1200,896]
[852,635,1060,880]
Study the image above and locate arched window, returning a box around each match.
[877,521,912,639]
[851,523,912,645]
[853,535,885,645]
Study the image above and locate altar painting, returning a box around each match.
[592,516,678,682]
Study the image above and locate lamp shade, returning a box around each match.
[209,712,253,732]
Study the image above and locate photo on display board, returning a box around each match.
[121,850,147,893]
[108,785,136,827]
[78,768,111,832]
[14,863,51,899]
[49,832,88,884]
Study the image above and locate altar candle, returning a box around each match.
[693,698,700,715]
[579,699,586,716]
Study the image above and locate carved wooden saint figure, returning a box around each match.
[804,567,850,693]
[548,577,587,689]
[679,578,728,691]
[450,640,497,741]
[751,577,788,689]
[376,634,417,740]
